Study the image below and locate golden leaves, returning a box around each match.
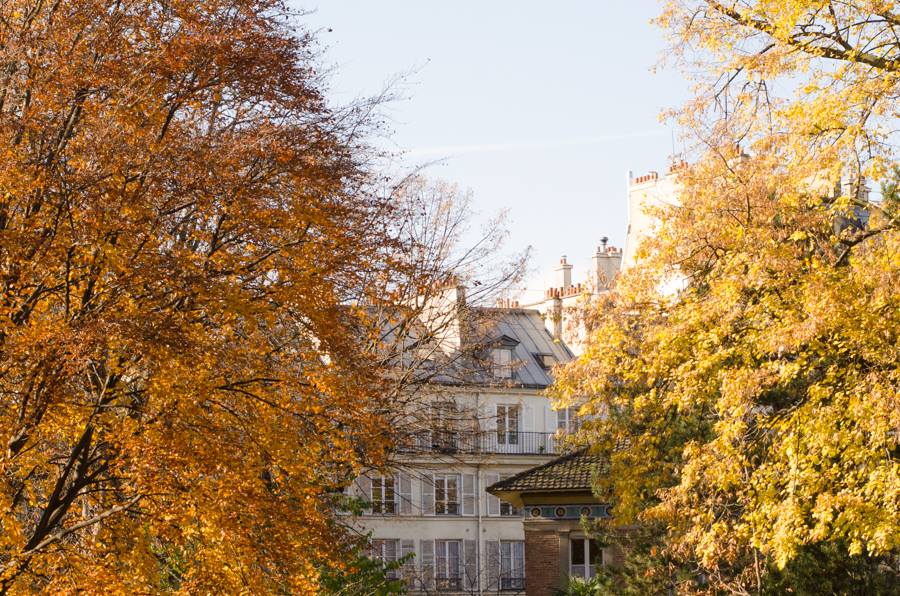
[557,3,900,588]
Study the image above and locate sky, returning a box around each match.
[296,1,692,301]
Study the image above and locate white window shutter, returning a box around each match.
[397,471,412,515]
[463,539,478,590]
[523,404,534,432]
[420,539,434,590]
[421,473,434,515]
[485,539,500,591]
[462,473,475,515]
[400,540,416,583]
[485,473,500,516]
[480,401,496,430]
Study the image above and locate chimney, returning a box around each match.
[842,175,870,203]
[421,279,468,354]
[593,239,622,291]
[555,256,573,291]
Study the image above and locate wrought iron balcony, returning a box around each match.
[397,430,558,455]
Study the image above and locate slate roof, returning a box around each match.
[486,448,607,493]
[374,304,574,389]
[409,307,574,389]
[479,307,574,387]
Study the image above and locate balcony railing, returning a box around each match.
[398,430,558,455]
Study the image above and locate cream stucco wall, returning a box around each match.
[622,170,681,269]
[350,387,565,594]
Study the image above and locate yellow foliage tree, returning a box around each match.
[0,1,428,592]
[554,1,900,592]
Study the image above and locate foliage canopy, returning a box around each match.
[0,0,434,592]
[555,1,900,592]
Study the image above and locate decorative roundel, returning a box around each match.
[580,506,591,517]
[554,507,566,518]
[530,507,542,518]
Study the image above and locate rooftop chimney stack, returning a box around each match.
[593,240,622,290]
[555,256,573,291]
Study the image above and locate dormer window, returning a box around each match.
[534,353,555,370]
[491,348,513,379]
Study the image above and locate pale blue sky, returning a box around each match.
[297,1,690,300]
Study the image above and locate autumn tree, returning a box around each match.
[0,0,448,592]
[554,1,900,593]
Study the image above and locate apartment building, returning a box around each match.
[348,288,577,594]
[622,164,683,270]
[520,240,622,355]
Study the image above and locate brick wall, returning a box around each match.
[524,529,561,596]
[607,542,627,568]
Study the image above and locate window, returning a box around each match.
[533,352,555,370]
[432,401,459,427]
[434,474,460,515]
[500,498,521,517]
[500,540,525,590]
[491,348,513,379]
[372,539,400,579]
[496,404,520,446]
[493,473,520,516]
[432,401,460,451]
[570,538,602,579]
[435,540,462,591]
[371,475,396,514]
[556,406,580,434]
[486,473,521,516]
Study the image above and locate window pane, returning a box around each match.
[501,541,525,578]
[492,349,512,378]
[571,539,585,565]
[448,541,460,577]
[385,540,397,562]
[435,541,446,576]
[589,540,601,565]
[557,409,568,430]
[384,477,395,513]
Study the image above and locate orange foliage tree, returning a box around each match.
[0,0,420,592]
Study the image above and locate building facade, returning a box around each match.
[348,297,579,594]
[622,163,683,270]
[488,449,618,596]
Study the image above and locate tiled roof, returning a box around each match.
[487,448,607,493]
